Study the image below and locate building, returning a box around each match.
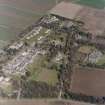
[86,50,103,64]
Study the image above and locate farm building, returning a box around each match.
[70,67,105,96]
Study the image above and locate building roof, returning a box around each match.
[71,67,105,96]
[50,2,83,20]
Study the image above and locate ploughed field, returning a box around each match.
[0,0,104,46]
[71,68,105,96]
[0,0,60,46]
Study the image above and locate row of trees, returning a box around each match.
[63,92,105,104]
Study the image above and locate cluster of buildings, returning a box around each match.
[26,26,42,40]
[9,42,24,51]
[2,46,39,75]
[0,1,105,103]
[48,1,105,100]
[41,15,59,24]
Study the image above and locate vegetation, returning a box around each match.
[78,45,95,54]
[27,55,59,86]
[73,0,105,9]
[96,55,105,66]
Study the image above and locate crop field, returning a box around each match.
[78,45,95,54]
[72,0,105,9]
[0,0,104,45]
[0,0,62,47]
[27,55,59,86]
[71,68,105,96]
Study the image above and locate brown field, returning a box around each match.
[51,2,105,37]
[71,67,105,96]
[76,7,105,36]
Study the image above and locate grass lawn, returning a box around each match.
[36,69,58,86]
[78,45,95,54]
[27,55,59,86]
[1,82,13,95]
[96,55,105,66]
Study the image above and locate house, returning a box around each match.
[86,50,103,64]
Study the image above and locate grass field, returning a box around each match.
[72,0,105,9]
[78,45,95,54]
[96,55,105,66]
[27,55,58,86]
[0,0,105,48]
[0,0,104,42]
[0,0,59,43]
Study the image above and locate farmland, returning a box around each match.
[27,54,59,86]
[0,0,105,48]
[72,0,105,9]
[1,0,105,102]
[71,68,105,96]
[0,0,60,47]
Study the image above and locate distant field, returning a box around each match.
[0,0,59,44]
[72,0,105,9]
[0,0,104,44]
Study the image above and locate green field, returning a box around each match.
[72,0,105,9]
[27,55,59,86]
[96,55,105,66]
[0,0,59,44]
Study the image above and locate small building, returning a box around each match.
[9,42,24,50]
[86,50,103,63]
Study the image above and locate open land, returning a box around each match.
[1,0,105,104]
[0,0,105,42]
[0,0,62,48]
[71,68,105,96]
[71,0,105,9]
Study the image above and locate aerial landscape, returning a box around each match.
[0,0,105,105]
